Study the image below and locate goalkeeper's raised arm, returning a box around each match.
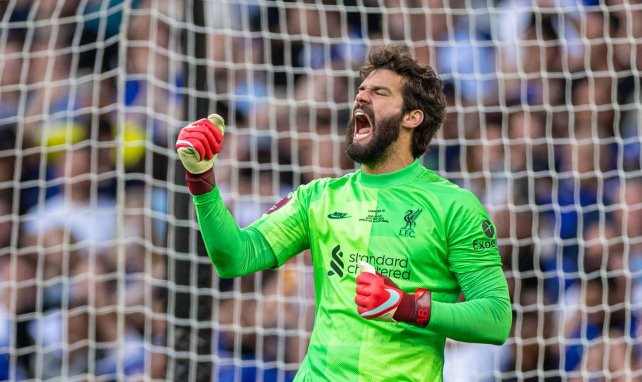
[175,114,279,277]
[176,44,512,382]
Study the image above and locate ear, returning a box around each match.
[402,109,424,129]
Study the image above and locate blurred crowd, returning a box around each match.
[0,0,641,381]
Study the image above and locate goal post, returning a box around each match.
[168,1,212,381]
[1,0,641,381]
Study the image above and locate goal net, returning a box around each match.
[1,0,641,381]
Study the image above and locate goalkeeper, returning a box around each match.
[176,45,512,381]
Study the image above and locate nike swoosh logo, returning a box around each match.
[327,212,351,219]
[360,289,401,319]
[175,139,195,149]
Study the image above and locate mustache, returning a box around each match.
[347,103,375,145]
[352,103,374,121]
[348,103,375,134]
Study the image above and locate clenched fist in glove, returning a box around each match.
[355,261,432,327]
[176,114,225,194]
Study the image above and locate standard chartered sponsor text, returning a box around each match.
[347,252,411,279]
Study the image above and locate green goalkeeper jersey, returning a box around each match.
[193,159,512,382]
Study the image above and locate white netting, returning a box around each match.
[1,0,641,381]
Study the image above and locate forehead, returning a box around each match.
[360,69,404,92]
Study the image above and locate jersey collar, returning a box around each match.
[356,159,423,188]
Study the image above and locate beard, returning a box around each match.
[345,107,403,167]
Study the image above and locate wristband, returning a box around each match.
[186,167,216,195]
[394,288,432,327]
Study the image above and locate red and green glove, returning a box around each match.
[355,261,432,327]
[175,114,225,195]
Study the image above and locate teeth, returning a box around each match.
[355,132,369,139]
[355,111,365,117]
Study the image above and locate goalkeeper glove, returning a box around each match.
[355,261,432,327]
[176,114,225,195]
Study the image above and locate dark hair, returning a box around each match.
[359,45,446,158]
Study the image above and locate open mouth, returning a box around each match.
[353,109,373,141]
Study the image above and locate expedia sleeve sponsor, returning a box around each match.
[446,191,503,273]
[472,220,497,251]
[472,238,497,251]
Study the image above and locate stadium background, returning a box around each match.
[0,0,641,380]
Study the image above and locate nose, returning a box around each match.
[355,88,370,104]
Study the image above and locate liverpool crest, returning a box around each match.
[399,209,422,237]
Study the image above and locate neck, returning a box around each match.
[361,131,415,174]
[361,148,414,174]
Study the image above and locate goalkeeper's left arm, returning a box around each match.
[428,265,512,344]
[356,263,512,345]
